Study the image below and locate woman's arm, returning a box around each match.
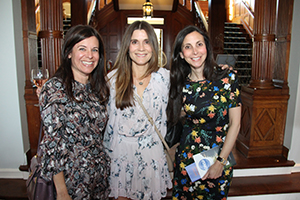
[202,106,241,180]
[53,172,72,200]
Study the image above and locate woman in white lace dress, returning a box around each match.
[103,21,172,200]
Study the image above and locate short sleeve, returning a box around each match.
[227,71,242,109]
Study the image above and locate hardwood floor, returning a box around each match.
[0,147,299,199]
[0,179,28,200]
[1,173,300,199]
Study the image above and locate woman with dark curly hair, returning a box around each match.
[167,25,242,200]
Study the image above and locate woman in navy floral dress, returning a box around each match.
[167,25,242,200]
[39,25,111,200]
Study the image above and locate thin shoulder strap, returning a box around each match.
[134,93,170,151]
[35,120,43,156]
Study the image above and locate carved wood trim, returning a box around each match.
[238,86,290,158]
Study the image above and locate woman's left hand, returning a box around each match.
[201,161,224,180]
[219,64,237,72]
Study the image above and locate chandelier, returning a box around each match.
[143,0,153,18]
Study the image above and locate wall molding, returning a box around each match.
[0,169,29,179]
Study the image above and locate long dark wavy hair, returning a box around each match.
[111,21,159,109]
[167,25,228,125]
[53,25,109,103]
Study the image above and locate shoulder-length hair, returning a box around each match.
[54,25,109,103]
[167,25,227,125]
[112,20,159,110]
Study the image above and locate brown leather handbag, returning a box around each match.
[26,121,55,200]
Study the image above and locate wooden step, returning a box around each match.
[229,172,300,197]
[1,173,300,200]
[0,147,296,200]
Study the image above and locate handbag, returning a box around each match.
[26,121,55,200]
[165,121,182,148]
[134,93,176,172]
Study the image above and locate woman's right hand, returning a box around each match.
[36,87,42,98]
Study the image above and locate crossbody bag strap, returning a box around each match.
[134,93,170,152]
[37,120,43,153]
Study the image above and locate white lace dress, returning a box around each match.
[103,68,172,200]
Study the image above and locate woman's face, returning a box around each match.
[68,36,99,84]
[180,31,207,70]
[129,29,153,67]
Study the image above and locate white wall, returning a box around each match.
[0,1,29,178]
[285,0,300,171]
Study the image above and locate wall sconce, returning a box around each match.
[143,0,153,19]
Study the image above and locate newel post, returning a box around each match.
[236,0,293,158]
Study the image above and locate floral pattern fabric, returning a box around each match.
[172,71,242,200]
[103,68,172,200]
[39,77,111,200]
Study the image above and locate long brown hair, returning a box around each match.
[112,21,159,109]
[54,25,109,103]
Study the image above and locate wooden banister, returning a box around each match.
[194,1,208,32]
[241,0,254,38]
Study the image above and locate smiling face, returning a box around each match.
[129,29,153,67]
[180,31,207,71]
[68,36,99,84]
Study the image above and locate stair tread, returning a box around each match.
[225,31,244,34]
[224,48,252,50]
[224,42,250,44]
[229,172,300,196]
[1,147,297,200]
[225,36,247,39]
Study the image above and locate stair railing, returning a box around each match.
[35,2,40,33]
[194,1,208,32]
[241,1,254,38]
[87,0,97,24]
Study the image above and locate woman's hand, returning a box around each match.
[219,64,237,72]
[36,87,42,98]
[201,161,224,180]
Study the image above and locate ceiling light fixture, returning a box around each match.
[143,0,153,19]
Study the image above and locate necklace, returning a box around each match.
[139,81,143,85]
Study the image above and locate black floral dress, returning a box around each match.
[39,77,111,200]
[172,71,242,200]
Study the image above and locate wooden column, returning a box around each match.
[249,0,276,89]
[236,0,293,158]
[22,0,64,167]
[272,0,294,88]
[39,0,64,77]
[21,0,39,169]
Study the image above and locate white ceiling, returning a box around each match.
[118,0,174,11]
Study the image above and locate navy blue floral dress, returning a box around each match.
[39,77,110,200]
[172,70,242,200]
